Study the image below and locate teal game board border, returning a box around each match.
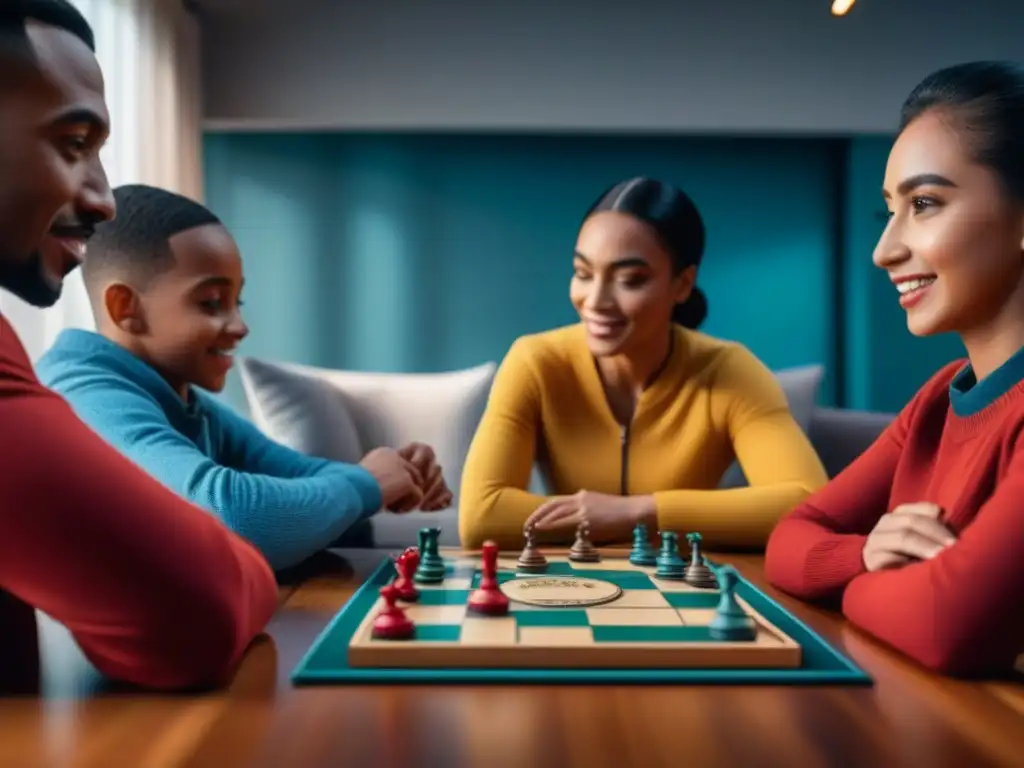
[291,556,872,686]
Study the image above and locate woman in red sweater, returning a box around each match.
[765,61,1024,677]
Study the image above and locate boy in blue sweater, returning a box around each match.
[37,184,452,571]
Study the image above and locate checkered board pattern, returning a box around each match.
[292,549,872,686]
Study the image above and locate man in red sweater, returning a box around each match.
[0,1,278,690]
[766,61,1024,678]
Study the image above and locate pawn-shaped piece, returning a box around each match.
[517,524,548,573]
[568,522,600,562]
[628,522,657,567]
[414,526,446,584]
[708,565,756,642]
[371,584,416,640]
[682,532,718,589]
[468,540,510,615]
[392,548,420,602]
[655,531,686,579]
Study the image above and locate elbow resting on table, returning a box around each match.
[843,582,1011,679]
[116,593,263,691]
[458,491,512,550]
[458,512,488,551]
[886,622,1006,679]
[93,552,276,691]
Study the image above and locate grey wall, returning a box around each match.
[201,0,1022,133]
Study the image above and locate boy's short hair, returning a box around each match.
[82,184,222,295]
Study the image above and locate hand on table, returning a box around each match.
[359,447,424,512]
[524,490,647,544]
[397,442,453,511]
[862,502,957,572]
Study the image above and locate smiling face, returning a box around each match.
[109,224,249,396]
[570,210,693,357]
[875,109,1024,337]
[0,21,114,307]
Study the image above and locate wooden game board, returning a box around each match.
[292,548,871,685]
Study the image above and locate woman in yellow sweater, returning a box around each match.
[458,177,828,550]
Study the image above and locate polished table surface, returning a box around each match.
[3,548,1024,768]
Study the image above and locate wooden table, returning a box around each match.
[3,549,1024,768]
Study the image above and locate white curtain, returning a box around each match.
[0,0,204,362]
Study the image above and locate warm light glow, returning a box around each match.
[832,0,856,15]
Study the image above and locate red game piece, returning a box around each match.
[371,584,415,640]
[402,546,420,572]
[392,549,420,602]
[468,540,509,616]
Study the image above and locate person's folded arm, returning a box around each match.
[209,394,382,512]
[841,441,1024,676]
[763,428,903,602]
[62,377,381,571]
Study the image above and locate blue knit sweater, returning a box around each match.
[37,330,383,571]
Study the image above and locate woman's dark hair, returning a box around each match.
[583,177,707,329]
[900,61,1024,200]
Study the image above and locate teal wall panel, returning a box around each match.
[204,131,962,415]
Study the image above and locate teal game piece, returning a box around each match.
[708,565,756,641]
[654,531,685,579]
[629,523,656,566]
[414,527,445,584]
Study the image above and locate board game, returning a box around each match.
[292,525,872,685]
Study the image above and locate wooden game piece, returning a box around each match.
[628,522,657,566]
[655,531,685,579]
[414,526,445,584]
[392,549,420,602]
[683,532,718,589]
[371,584,415,640]
[568,522,600,562]
[517,524,548,573]
[708,565,756,641]
[468,540,510,615]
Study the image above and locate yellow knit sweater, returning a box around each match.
[458,324,827,550]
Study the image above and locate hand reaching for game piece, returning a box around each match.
[862,502,957,572]
[397,442,453,511]
[359,447,424,512]
[525,490,648,544]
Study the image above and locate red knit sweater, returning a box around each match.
[766,356,1024,676]
[0,314,278,691]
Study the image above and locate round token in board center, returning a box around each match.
[500,576,622,607]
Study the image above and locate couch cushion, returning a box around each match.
[808,406,893,478]
[718,364,825,488]
[237,356,497,508]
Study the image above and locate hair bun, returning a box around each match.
[672,287,707,329]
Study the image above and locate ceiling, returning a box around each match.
[190,0,288,22]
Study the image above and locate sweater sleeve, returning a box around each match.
[66,378,382,571]
[840,439,1024,676]
[458,339,552,548]
[0,320,278,690]
[209,395,382,503]
[763,369,946,602]
[763,427,903,601]
[650,345,829,549]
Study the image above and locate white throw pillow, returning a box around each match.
[237,357,497,506]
